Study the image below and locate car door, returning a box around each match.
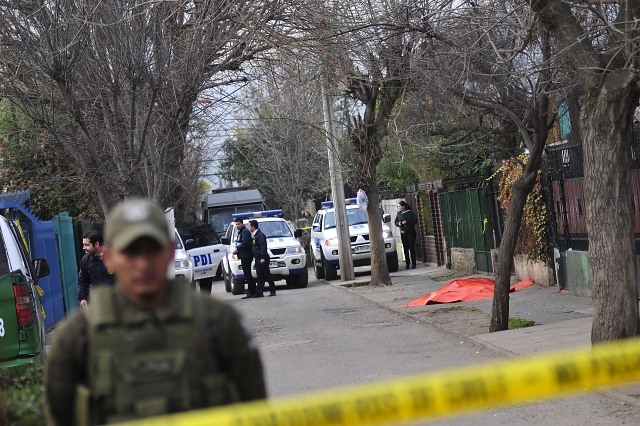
[0,273,21,360]
[310,212,324,260]
[187,231,226,281]
[0,217,45,367]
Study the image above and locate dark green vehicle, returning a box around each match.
[0,215,50,372]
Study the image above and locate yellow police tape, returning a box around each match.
[118,337,640,426]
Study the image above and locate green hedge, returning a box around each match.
[0,364,45,425]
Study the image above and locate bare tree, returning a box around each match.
[428,2,555,331]
[0,0,287,215]
[218,60,331,218]
[530,0,640,343]
[382,88,504,185]
[310,0,442,286]
[0,101,103,219]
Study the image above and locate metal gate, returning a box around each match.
[0,191,65,330]
[440,188,495,273]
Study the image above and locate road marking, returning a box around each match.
[261,339,315,349]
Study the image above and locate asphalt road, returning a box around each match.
[213,271,497,396]
[211,268,640,425]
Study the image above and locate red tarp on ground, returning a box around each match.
[400,277,535,308]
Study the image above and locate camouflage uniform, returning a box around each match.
[45,279,265,425]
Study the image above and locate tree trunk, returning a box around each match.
[366,177,393,287]
[489,66,548,332]
[530,0,640,344]
[581,82,640,343]
[490,172,536,331]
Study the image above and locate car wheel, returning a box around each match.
[214,263,223,281]
[295,269,309,288]
[223,267,231,293]
[323,257,338,281]
[231,275,245,295]
[285,275,295,288]
[314,251,325,279]
[286,269,309,288]
[199,277,213,295]
[387,251,399,273]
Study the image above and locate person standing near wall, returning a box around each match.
[77,230,115,307]
[395,201,418,269]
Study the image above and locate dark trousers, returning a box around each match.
[240,257,256,295]
[401,230,417,267]
[255,261,276,296]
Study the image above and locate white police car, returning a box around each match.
[183,230,226,291]
[310,199,398,280]
[220,210,308,295]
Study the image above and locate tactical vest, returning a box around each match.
[76,283,239,425]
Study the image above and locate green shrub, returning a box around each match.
[0,364,45,426]
[508,317,535,329]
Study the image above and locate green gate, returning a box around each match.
[52,212,79,314]
[440,188,495,273]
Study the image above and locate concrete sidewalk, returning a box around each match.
[333,263,640,407]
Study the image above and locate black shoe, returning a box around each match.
[405,264,411,270]
[241,295,253,299]
[411,264,416,269]
[255,293,264,298]
[269,293,276,297]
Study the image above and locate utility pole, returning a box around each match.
[321,73,354,281]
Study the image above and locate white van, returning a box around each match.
[310,199,398,280]
[220,210,308,295]
[165,208,225,294]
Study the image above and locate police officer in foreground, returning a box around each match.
[44,198,266,425]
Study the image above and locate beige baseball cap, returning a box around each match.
[104,198,170,251]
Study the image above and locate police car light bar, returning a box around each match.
[232,209,284,220]
[321,198,358,209]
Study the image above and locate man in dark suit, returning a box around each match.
[232,218,257,298]
[248,220,276,297]
[394,200,418,269]
[77,230,116,306]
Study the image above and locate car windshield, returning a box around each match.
[260,220,293,238]
[174,231,184,249]
[229,220,293,241]
[324,208,368,230]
